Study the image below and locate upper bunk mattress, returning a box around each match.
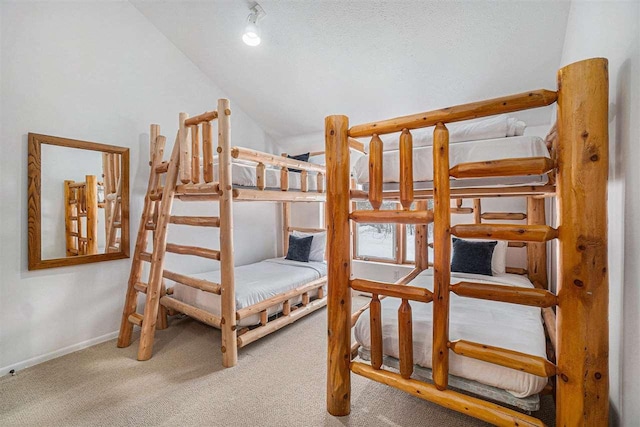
[213,159,324,191]
[353,270,548,398]
[353,135,550,190]
[171,258,327,327]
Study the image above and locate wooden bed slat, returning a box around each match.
[184,109,218,126]
[368,134,384,210]
[235,277,326,319]
[450,282,557,308]
[370,294,383,370]
[398,299,413,379]
[163,270,221,294]
[448,340,557,378]
[350,209,433,224]
[399,129,413,210]
[449,157,555,179]
[481,212,527,221]
[165,243,220,260]
[451,224,558,242]
[350,362,545,427]
[348,89,557,138]
[169,215,220,227]
[160,296,221,328]
[237,297,327,348]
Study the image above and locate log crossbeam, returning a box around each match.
[451,224,558,242]
[350,278,433,303]
[350,210,433,225]
[450,282,557,308]
[448,340,557,378]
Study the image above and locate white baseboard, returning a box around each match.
[1,330,119,377]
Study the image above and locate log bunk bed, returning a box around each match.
[325,58,609,426]
[117,99,357,367]
[63,153,122,256]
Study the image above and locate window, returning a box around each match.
[354,200,433,265]
[354,201,397,261]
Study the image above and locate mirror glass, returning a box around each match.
[28,133,130,270]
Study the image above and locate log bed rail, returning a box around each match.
[326,58,608,426]
[118,99,328,368]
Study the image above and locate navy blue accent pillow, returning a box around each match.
[285,234,313,262]
[451,238,497,276]
[287,152,310,173]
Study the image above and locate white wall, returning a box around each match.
[558,2,640,425]
[0,1,277,374]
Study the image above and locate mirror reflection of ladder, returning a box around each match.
[64,175,98,255]
[103,153,122,253]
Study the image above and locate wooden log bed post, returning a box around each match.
[555,58,609,424]
[218,98,237,368]
[326,115,351,416]
[432,123,451,390]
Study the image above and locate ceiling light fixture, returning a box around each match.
[242,4,266,47]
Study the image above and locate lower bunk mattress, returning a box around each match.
[353,270,548,398]
[170,258,327,327]
[353,135,550,190]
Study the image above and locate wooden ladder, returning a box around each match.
[117,131,177,360]
[117,121,225,361]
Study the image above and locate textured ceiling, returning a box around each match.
[132,1,571,138]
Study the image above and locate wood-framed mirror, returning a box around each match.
[28,133,130,270]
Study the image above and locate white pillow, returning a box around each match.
[292,231,326,262]
[491,240,508,276]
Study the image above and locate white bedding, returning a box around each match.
[212,159,323,191]
[353,270,548,398]
[171,258,327,327]
[354,135,550,189]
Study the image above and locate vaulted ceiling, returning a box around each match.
[133,1,571,138]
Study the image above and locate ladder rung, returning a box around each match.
[149,189,163,201]
[68,199,78,204]
[448,339,557,377]
[451,224,558,242]
[163,270,221,294]
[128,312,143,327]
[481,212,527,221]
[144,223,156,231]
[350,210,433,225]
[139,252,152,262]
[69,232,79,237]
[155,161,170,173]
[160,296,221,328]
[450,281,557,307]
[113,222,122,228]
[70,216,78,221]
[449,157,556,179]
[134,282,147,293]
[169,216,220,227]
[165,243,220,260]
[78,237,87,242]
[78,213,87,217]
[108,245,120,251]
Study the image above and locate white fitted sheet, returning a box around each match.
[354,135,550,189]
[170,258,327,327]
[353,270,548,398]
[212,159,324,191]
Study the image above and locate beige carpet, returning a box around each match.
[0,296,554,426]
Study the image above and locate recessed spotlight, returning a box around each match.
[243,4,266,47]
